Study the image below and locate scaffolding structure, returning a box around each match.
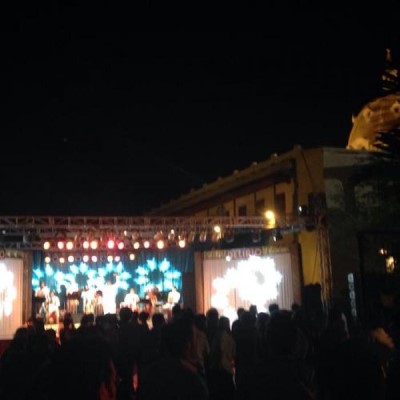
[0,214,316,250]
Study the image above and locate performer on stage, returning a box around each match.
[34,280,50,318]
[101,274,119,314]
[120,287,140,311]
[66,279,80,314]
[167,285,181,306]
[163,285,181,316]
[94,290,104,318]
[81,284,96,314]
[47,290,61,324]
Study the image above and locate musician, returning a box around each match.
[81,284,96,314]
[120,287,140,311]
[47,290,61,324]
[94,290,104,318]
[163,285,181,316]
[167,285,181,306]
[101,274,119,315]
[66,280,80,314]
[34,280,50,318]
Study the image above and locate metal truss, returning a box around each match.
[0,214,317,250]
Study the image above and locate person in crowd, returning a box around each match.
[145,287,159,315]
[137,315,209,399]
[193,313,210,378]
[115,307,141,400]
[208,315,236,400]
[59,312,76,346]
[42,326,119,400]
[236,311,315,400]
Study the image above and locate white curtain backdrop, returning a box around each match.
[0,258,24,339]
[203,253,293,323]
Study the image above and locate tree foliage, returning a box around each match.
[374,128,400,160]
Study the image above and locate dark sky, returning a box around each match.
[2,4,400,215]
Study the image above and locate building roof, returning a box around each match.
[347,92,400,150]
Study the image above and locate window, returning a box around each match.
[255,199,265,215]
[308,192,327,214]
[238,205,247,216]
[275,193,286,216]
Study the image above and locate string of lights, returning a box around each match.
[0,213,317,251]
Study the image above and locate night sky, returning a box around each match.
[2,4,400,215]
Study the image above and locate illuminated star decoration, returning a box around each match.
[134,257,182,295]
[32,256,182,297]
[32,261,132,293]
[0,262,17,319]
[211,255,282,323]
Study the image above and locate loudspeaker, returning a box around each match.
[347,272,364,324]
[182,272,195,311]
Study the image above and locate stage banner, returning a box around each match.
[0,258,24,339]
[203,246,293,323]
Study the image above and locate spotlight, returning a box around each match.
[43,241,51,250]
[168,229,176,241]
[107,239,115,249]
[83,255,89,263]
[68,255,74,263]
[188,231,196,242]
[199,230,207,242]
[117,241,124,250]
[131,232,140,241]
[213,225,222,234]
[264,210,276,228]
[44,256,51,264]
[91,255,98,262]
[143,240,151,249]
[156,239,165,249]
[154,231,164,241]
[57,241,65,250]
[66,240,74,250]
[90,240,99,250]
[129,253,135,261]
[298,205,309,216]
[107,255,113,263]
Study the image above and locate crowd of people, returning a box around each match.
[1,299,399,400]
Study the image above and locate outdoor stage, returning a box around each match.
[1,240,300,341]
